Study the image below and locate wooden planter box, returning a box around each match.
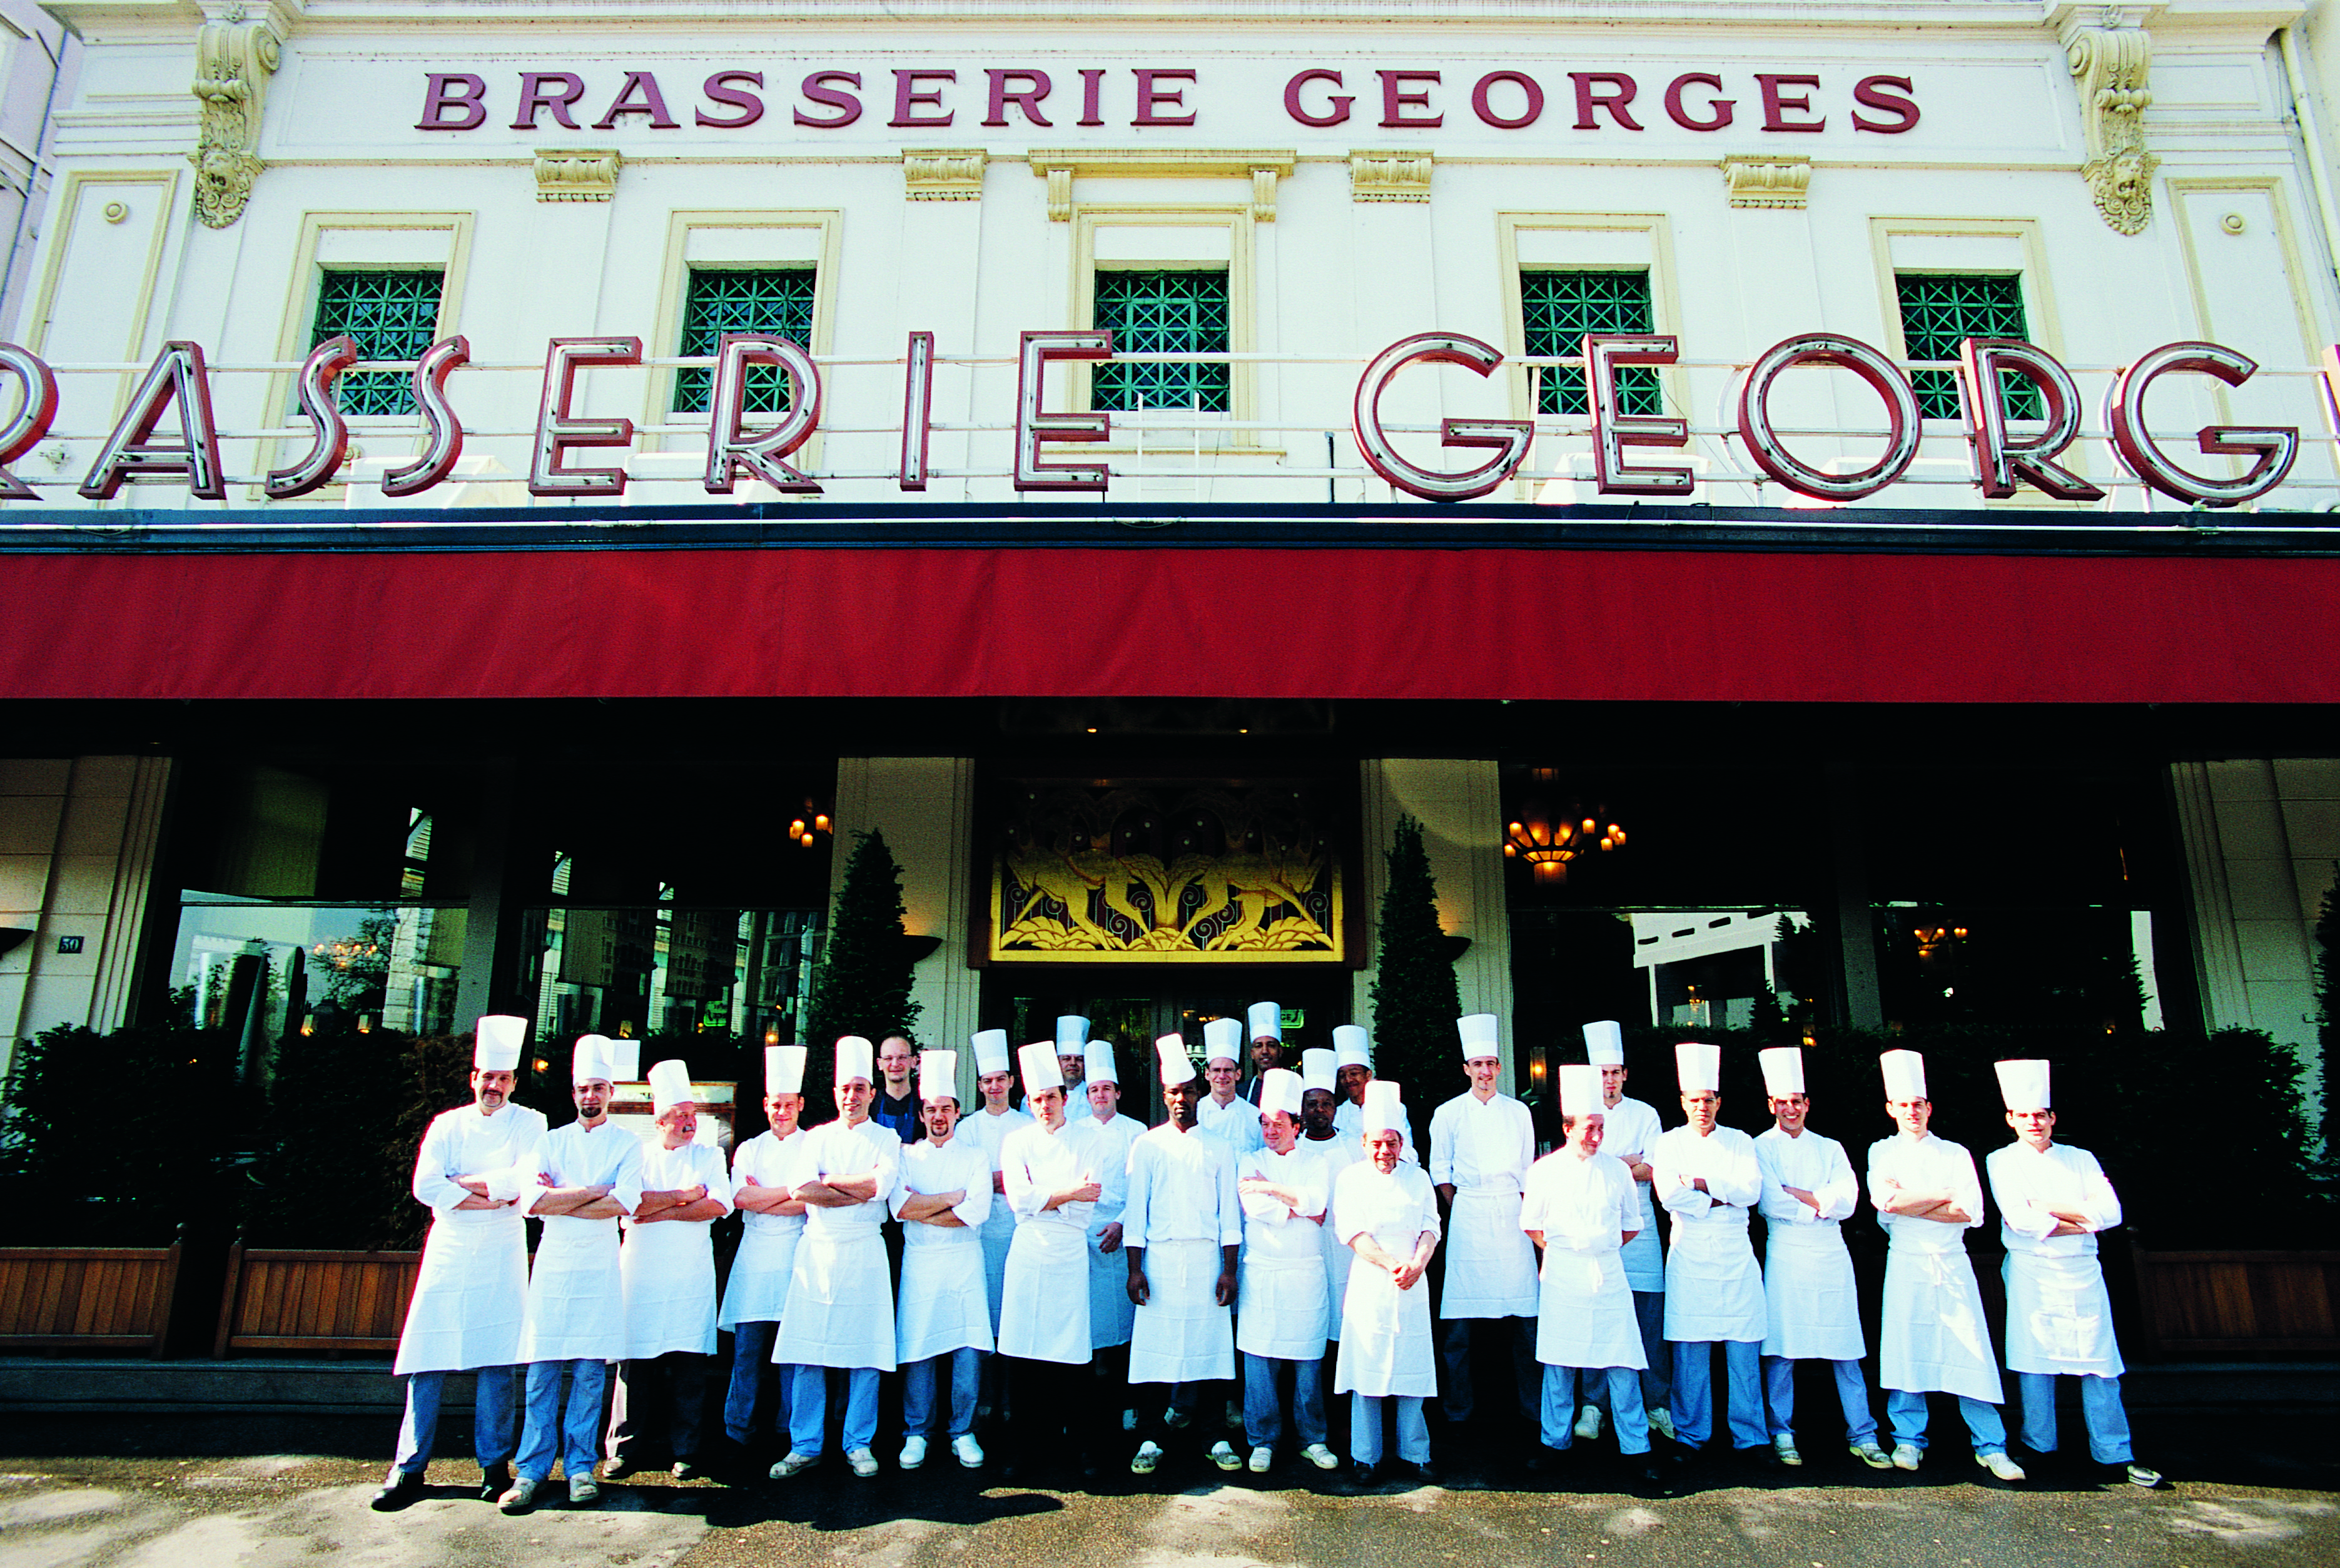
[2129,1248,2340,1358]
[0,1245,181,1355]
[212,1246,420,1357]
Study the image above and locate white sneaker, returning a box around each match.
[2125,1462,2162,1488]
[1131,1440,1164,1474]
[1247,1446,1273,1474]
[847,1447,880,1479]
[1302,1442,1339,1470]
[1891,1442,1922,1472]
[567,1474,600,1505]
[953,1434,985,1469]
[1574,1405,1603,1442]
[1850,1440,1894,1470]
[1773,1434,1802,1467]
[898,1436,928,1470]
[496,1479,539,1515]
[770,1451,818,1479]
[1977,1450,2027,1482]
[1647,1407,1676,1442]
[1209,1441,1242,1472]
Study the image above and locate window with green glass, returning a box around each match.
[1895,273,2042,421]
[1091,270,1231,413]
[1520,270,1661,417]
[311,270,443,417]
[673,268,818,415]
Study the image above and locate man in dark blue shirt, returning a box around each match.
[873,1035,921,1144]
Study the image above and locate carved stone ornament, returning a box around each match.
[2065,13,2157,236]
[904,149,988,200]
[534,149,620,202]
[188,4,286,230]
[1722,156,1811,210]
[1350,150,1432,203]
[1027,149,1293,221]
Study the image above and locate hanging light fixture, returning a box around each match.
[1502,799,1626,884]
[787,804,834,850]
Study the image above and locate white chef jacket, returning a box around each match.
[1652,1123,1766,1343]
[1125,1121,1242,1384]
[1598,1095,1666,1292]
[1867,1130,2002,1403]
[1236,1144,1332,1360]
[963,1104,1035,1333]
[997,1116,1107,1363]
[1123,1123,1244,1250]
[1754,1125,1865,1362]
[1084,1109,1144,1350]
[1519,1148,1647,1371]
[1301,1128,1365,1339]
[893,1135,995,1363]
[1330,1160,1441,1397]
[1987,1140,2126,1378]
[1427,1090,1541,1319]
[1198,1093,1267,1155]
[718,1127,804,1329]
[1063,1081,1093,1121]
[393,1100,547,1376]
[516,1118,646,1364]
[619,1136,734,1359]
[776,1116,902,1372]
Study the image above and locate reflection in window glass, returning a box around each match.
[520,905,823,1050]
[171,899,467,1041]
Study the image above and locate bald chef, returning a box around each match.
[1125,1034,1244,1475]
[996,1041,1104,1477]
[1653,1042,1768,1459]
[719,1045,809,1462]
[374,1014,545,1511]
[499,1036,644,1515]
[1427,1013,1540,1433]
[892,1050,993,1472]
[1753,1046,1889,1469]
[1574,1021,1671,1446]
[606,1059,732,1482]
[1235,1066,1338,1474]
[771,1035,903,1481]
[1986,1059,2158,1487]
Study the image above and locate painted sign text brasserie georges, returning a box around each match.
[0,328,2305,510]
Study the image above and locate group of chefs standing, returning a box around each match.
[373,1003,2154,1514]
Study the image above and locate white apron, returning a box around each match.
[1880,1243,2003,1402]
[718,1225,799,1330]
[778,1228,896,1370]
[2002,1252,2124,1377]
[393,1209,529,1375]
[1439,1185,1541,1320]
[621,1220,719,1358]
[1762,1223,1865,1362]
[1536,1247,1647,1370]
[1620,1186,1664,1292]
[517,1216,627,1363]
[1662,1213,1767,1342]
[1088,1205,1137,1350]
[1332,1163,1439,1398]
[1237,1247,1329,1360]
[998,1220,1091,1363]
[1128,1238,1237,1383]
[898,1228,995,1363]
[1305,1135,1363,1338]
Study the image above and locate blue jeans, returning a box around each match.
[517,1359,608,1482]
[1349,1394,1429,1465]
[1762,1355,1879,1445]
[2017,1372,2134,1464]
[1242,1353,1326,1449]
[723,1322,794,1447]
[904,1348,981,1440]
[789,1364,879,1457]
[1671,1340,1767,1449]
[1588,1292,1671,1418]
[1887,1388,2007,1456]
[390,1365,520,1480]
[1541,1365,1650,1455]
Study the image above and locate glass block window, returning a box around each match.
[1091,270,1231,413]
[674,268,818,415]
[311,270,443,417]
[1896,273,2042,421]
[1521,270,1661,417]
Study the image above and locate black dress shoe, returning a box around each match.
[479,1464,512,1502]
[1409,1460,1437,1483]
[370,1472,424,1512]
[1352,1460,1380,1486]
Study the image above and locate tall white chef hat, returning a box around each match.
[572,1034,614,1085]
[1247,1001,1282,1040]
[834,1034,874,1085]
[971,1028,1011,1076]
[1995,1058,2051,1113]
[1582,1019,1625,1066]
[1880,1048,1928,1101]
[1559,1063,1604,1119]
[1758,1046,1805,1100]
[649,1058,694,1116]
[919,1049,958,1104]
[765,1044,807,1096]
[1300,1047,1337,1095]
[1362,1079,1406,1136]
[1018,1040,1063,1096]
[474,1014,526,1073]
[1055,1014,1090,1050]
[1675,1041,1722,1093]
[1155,1033,1197,1086]
[611,1038,642,1083]
[1259,1066,1304,1120]
[1203,1016,1243,1064]
[1332,1024,1371,1070]
[1085,1038,1118,1085]
[1457,1013,1501,1060]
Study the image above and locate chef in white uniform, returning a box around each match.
[1243,999,1288,1105]
[607,1058,732,1480]
[1235,1066,1336,1474]
[771,1035,902,1481]
[1868,1049,2020,1480]
[375,1014,545,1511]
[1653,1041,1767,1457]
[1329,1025,1414,1160]
[719,1045,808,1459]
[893,1049,993,1472]
[961,1029,1032,1336]
[1577,1020,1671,1444]
[1298,1049,1360,1408]
[1334,1081,1441,1483]
[499,1036,644,1515]
[1427,1013,1539,1431]
[1056,1014,1093,1122]
[997,1041,1105,1477]
[1197,1016,1267,1154]
[1986,1059,2157,1487]
[1521,1065,1655,1480]
[1125,1033,1243,1475]
[1081,1037,1143,1420]
[1753,1046,1887,1469]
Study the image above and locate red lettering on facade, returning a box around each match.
[1133,69,1197,126]
[1571,72,1642,131]
[417,73,487,131]
[890,69,955,128]
[510,72,585,131]
[1378,70,1442,128]
[1851,74,1920,133]
[1285,68,1352,127]
[985,69,1053,128]
[1080,68,1105,126]
[1471,71,1543,130]
[796,71,862,128]
[1663,72,1735,131]
[1757,73,1825,132]
[593,71,680,130]
[697,71,765,129]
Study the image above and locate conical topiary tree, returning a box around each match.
[1367,812,1463,1145]
[801,828,923,1108]
[2316,866,2339,1153]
